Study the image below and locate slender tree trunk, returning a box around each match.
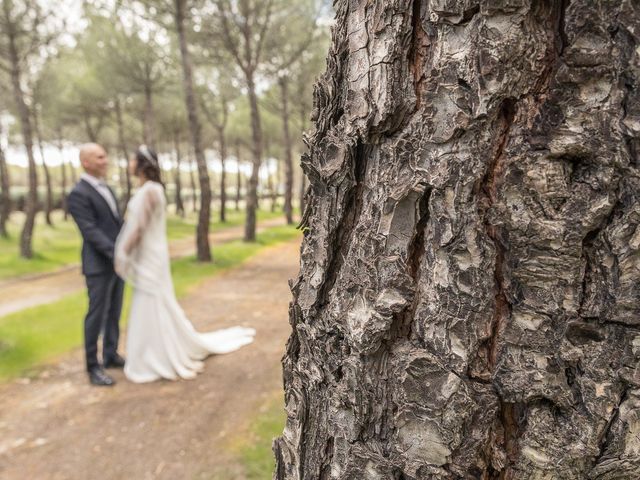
[235,140,242,211]
[217,127,227,223]
[275,2,640,479]
[189,151,198,213]
[143,82,156,149]
[56,129,68,220]
[244,73,263,242]
[83,112,103,144]
[114,99,132,211]
[33,109,53,226]
[266,159,276,213]
[173,130,185,217]
[280,77,294,224]
[276,156,283,211]
[0,123,10,238]
[8,34,37,258]
[175,0,211,261]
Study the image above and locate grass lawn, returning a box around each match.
[236,395,287,480]
[0,224,301,381]
[0,208,284,281]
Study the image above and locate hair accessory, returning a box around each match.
[138,144,158,166]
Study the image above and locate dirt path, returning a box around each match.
[0,217,285,319]
[0,238,300,480]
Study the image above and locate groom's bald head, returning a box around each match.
[79,143,108,179]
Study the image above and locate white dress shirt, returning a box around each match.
[81,173,119,217]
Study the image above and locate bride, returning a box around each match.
[114,145,256,383]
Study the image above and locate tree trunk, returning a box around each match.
[298,96,308,221]
[0,122,10,237]
[280,77,294,224]
[267,158,277,213]
[299,172,307,222]
[235,140,242,211]
[189,153,198,213]
[57,129,68,220]
[175,0,211,261]
[217,127,227,223]
[244,73,263,242]
[8,33,37,258]
[114,99,131,211]
[143,82,156,149]
[275,2,640,479]
[33,109,53,226]
[173,130,185,217]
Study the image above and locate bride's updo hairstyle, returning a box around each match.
[135,145,164,187]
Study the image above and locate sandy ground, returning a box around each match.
[0,238,301,480]
[0,217,285,318]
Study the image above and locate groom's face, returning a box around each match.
[81,145,109,179]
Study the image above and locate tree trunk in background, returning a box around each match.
[175,0,211,261]
[280,77,294,224]
[189,153,198,213]
[173,131,185,218]
[235,140,242,211]
[267,157,277,213]
[0,124,10,238]
[57,129,68,220]
[70,161,77,184]
[8,31,38,258]
[33,110,53,226]
[115,99,132,211]
[244,73,263,242]
[143,82,156,149]
[275,2,640,479]
[217,127,227,223]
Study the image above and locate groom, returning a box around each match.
[68,143,126,386]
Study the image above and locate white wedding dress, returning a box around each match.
[114,181,255,383]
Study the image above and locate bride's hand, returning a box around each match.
[114,251,128,279]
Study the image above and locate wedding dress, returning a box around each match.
[114,181,255,383]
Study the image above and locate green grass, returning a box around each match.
[0,224,301,381]
[0,208,284,281]
[0,211,82,279]
[237,397,287,480]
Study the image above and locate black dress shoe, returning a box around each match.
[103,354,126,369]
[89,368,116,386]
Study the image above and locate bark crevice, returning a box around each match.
[316,141,369,310]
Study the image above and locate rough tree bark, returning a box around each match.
[275,1,640,479]
[175,0,212,261]
[0,122,10,237]
[298,96,309,221]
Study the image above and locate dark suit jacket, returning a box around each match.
[68,179,124,276]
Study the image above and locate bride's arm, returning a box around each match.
[121,186,163,254]
[115,184,164,277]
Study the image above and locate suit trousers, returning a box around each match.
[84,272,124,371]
